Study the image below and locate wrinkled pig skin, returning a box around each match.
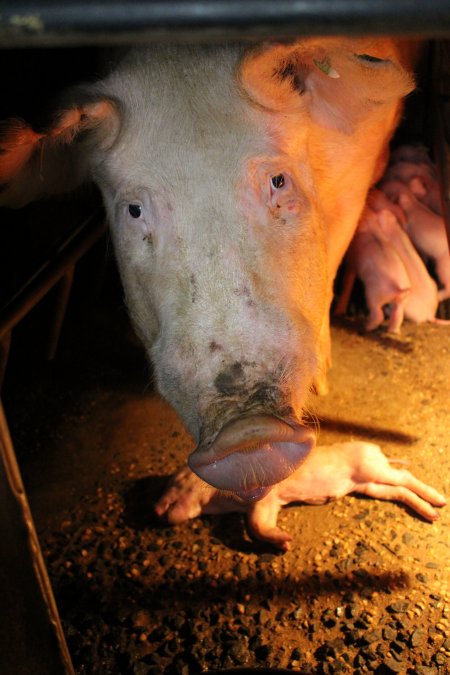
[155,442,446,550]
[2,39,443,528]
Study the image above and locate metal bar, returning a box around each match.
[431,41,450,249]
[0,330,12,391]
[0,0,450,47]
[45,266,75,361]
[0,402,75,675]
[0,216,108,339]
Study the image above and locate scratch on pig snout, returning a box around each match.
[142,233,153,245]
[189,273,198,303]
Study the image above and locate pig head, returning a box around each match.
[0,38,418,499]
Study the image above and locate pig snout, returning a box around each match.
[188,414,315,501]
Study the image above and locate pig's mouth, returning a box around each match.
[188,415,315,501]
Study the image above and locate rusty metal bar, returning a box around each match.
[45,266,75,361]
[0,402,75,675]
[431,41,450,249]
[0,330,12,391]
[0,0,450,48]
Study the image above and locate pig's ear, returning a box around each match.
[239,39,416,134]
[0,95,119,207]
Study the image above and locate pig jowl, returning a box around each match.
[0,39,420,500]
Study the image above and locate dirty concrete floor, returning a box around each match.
[3,280,450,675]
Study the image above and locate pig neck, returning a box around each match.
[309,115,403,283]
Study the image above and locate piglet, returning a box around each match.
[386,159,436,184]
[366,187,406,227]
[385,159,441,214]
[335,207,411,333]
[374,208,445,323]
[398,191,450,301]
[155,441,446,550]
[390,143,434,167]
[379,177,416,204]
[408,175,443,215]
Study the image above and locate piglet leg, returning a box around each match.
[322,442,446,521]
[155,442,446,551]
[247,494,291,551]
[154,466,227,523]
[334,267,356,316]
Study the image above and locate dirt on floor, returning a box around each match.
[3,285,450,675]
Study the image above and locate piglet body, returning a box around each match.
[335,207,410,332]
[367,187,406,226]
[397,192,450,301]
[376,209,442,322]
[390,143,435,166]
[386,160,436,184]
[409,175,442,215]
[385,158,441,214]
[155,442,446,550]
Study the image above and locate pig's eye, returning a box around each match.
[271,174,285,189]
[128,203,143,219]
[355,54,390,65]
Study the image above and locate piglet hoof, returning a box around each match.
[154,466,218,524]
[247,496,291,551]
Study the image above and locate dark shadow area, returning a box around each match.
[207,496,435,553]
[2,250,152,462]
[0,46,103,122]
[51,564,412,617]
[122,474,174,531]
[331,316,416,354]
[316,416,418,445]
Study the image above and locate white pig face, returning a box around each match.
[0,39,418,496]
[95,49,328,447]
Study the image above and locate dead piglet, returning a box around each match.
[155,442,446,550]
[335,207,411,333]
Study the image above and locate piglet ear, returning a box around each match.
[240,38,417,134]
[0,96,119,207]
